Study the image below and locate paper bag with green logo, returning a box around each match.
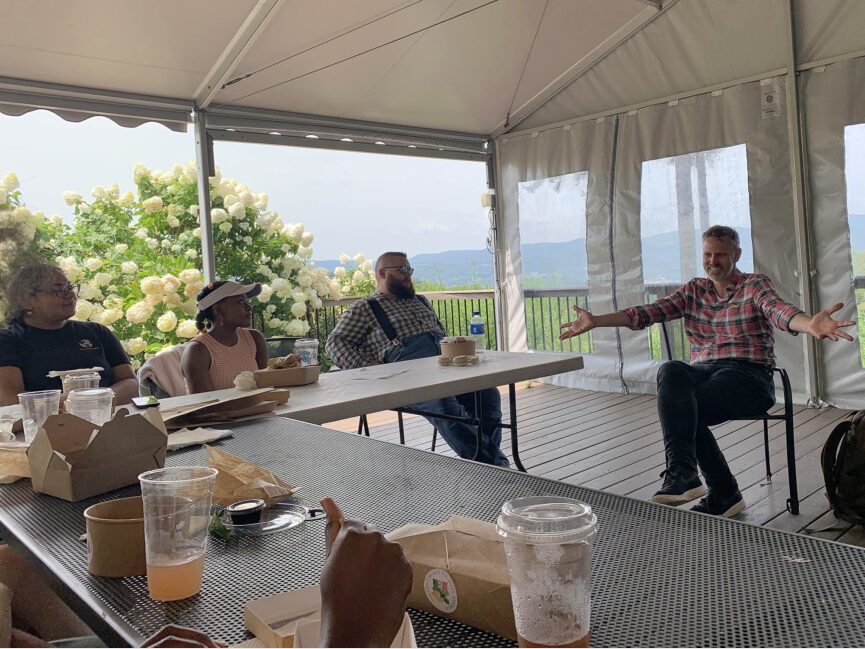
[388,515,517,640]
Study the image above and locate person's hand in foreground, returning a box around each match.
[319,498,413,648]
[560,305,597,340]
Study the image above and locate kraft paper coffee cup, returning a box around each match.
[84,496,146,577]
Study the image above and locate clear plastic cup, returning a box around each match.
[66,388,114,426]
[18,390,62,443]
[294,338,319,366]
[0,415,15,443]
[139,466,218,601]
[497,496,598,648]
[62,372,101,395]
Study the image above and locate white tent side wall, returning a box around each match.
[496,0,865,406]
[802,56,865,409]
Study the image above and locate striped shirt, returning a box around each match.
[325,292,446,369]
[194,328,259,390]
[623,271,802,366]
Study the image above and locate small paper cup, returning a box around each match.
[83,496,146,577]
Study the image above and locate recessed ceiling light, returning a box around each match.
[340,137,354,142]
[305,134,319,139]
[226,128,236,132]
[375,141,386,145]
[269,131,281,136]
[407,144,417,148]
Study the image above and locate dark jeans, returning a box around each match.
[657,360,775,493]
[384,332,508,467]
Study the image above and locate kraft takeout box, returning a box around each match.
[27,407,167,502]
[244,586,416,648]
[388,515,517,641]
[440,337,476,358]
[254,365,320,388]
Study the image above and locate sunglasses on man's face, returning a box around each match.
[34,283,79,298]
[381,265,414,276]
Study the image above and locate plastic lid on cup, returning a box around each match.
[294,339,319,348]
[18,389,62,402]
[496,496,597,545]
[138,466,219,485]
[67,387,114,402]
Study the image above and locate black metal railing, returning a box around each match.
[644,283,689,361]
[524,289,592,353]
[289,275,865,367]
[307,288,594,361]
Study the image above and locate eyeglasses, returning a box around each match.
[34,283,79,298]
[381,265,414,276]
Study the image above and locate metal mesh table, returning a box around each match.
[1,416,865,647]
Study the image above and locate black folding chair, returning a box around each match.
[357,413,438,451]
[659,322,799,514]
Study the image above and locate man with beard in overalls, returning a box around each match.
[325,252,509,467]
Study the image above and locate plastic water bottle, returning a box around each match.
[469,311,486,352]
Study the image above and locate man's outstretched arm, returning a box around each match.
[559,307,632,340]
[788,303,856,341]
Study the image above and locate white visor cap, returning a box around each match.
[196,281,262,311]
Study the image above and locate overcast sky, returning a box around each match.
[0,110,490,260]
[3,110,863,263]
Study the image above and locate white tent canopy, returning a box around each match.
[3,0,865,407]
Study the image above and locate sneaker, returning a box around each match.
[651,469,707,505]
[691,489,746,517]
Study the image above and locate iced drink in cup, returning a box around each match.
[139,466,218,601]
[18,390,62,443]
[67,388,114,426]
[497,496,598,648]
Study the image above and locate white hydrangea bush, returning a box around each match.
[332,252,376,297]
[39,162,339,367]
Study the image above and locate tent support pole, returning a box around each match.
[782,0,821,405]
[487,147,507,351]
[193,109,217,283]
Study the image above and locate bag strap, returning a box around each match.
[820,414,854,513]
[366,298,399,343]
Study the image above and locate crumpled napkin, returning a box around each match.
[234,371,258,391]
[167,427,233,451]
[206,445,299,505]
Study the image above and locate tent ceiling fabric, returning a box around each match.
[515,0,865,133]
[1,0,649,135]
[1,0,256,99]
[215,0,648,133]
[2,0,865,136]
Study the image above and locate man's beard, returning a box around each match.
[387,276,416,299]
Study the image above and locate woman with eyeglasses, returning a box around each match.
[181,280,268,394]
[0,263,139,406]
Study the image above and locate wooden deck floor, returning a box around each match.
[323,382,865,548]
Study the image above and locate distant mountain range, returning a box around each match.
[315,216,865,289]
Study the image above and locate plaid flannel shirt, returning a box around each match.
[623,271,803,367]
[325,291,447,369]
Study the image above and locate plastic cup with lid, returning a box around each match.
[62,371,101,395]
[497,496,598,648]
[66,387,114,426]
[293,338,320,366]
[17,390,62,443]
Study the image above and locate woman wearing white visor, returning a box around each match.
[181,281,268,393]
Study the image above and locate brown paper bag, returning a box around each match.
[389,515,517,641]
[0,442,30,482]
[205,445,300,506]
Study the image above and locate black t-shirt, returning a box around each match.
[0,320,130,392]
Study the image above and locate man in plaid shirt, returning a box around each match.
[326,252,509,467]
[560,225,855,516]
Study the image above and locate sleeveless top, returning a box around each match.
[194,328,259,390]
